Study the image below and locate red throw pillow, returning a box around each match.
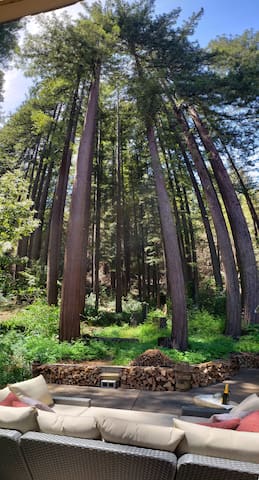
[0,392,20,406]
[12,400,30,408]
[236,411,259,432]
[198,418,240,429]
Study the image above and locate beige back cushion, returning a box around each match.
[0,406,38,433]
[9,375,53,406]
[82,406,174,427]
[230,393,259,416]
[98,416,184,452]
[174,418,259,464]
[0,386,10,401]
[52,404,90,416]
[37,411,100,439]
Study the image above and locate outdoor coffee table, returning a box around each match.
[193,393,236,409]
[181,394,237,418]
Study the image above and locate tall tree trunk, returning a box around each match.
[132,181,142,300]
[94,123,102,311]
[147,125,187,350]
[123,205,131,296]
[47,75,83,305]
[220,140,259,239]
[59,65,101,342]
[173,166,193,290]
[174,105,241,336]
[179,142,223,290]
[30,159,54,260]
[189,106,259,324]
[115,96,123,313]
[157,136,187,279]
[182,182,199,302]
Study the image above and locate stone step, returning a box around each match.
[100,372,121,380]
[100,366,124,374]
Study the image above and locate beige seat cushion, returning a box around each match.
[8,375,53,406]
[37,411,100,439]
[174,418,259,464]
[98,416,184,452]
[0,405,38,433]
[52,404,90,416]
[0,386,10,401]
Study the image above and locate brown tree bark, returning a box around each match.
[115,96,123,313]
[147,125,188,350]
[180,144,223,291]
[174,105,241,336]
[189,106,259,324]
[59,64,101,341]
[221,140,259,239]
[93,123,102,311]
[47,75,84,305]
[30,159,54,260]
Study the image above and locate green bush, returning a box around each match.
[1,299,259,383]
[188,309,225,336]
[5,301,59,336]
[197,283,226,316]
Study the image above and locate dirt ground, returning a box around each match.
[0,307,21,322]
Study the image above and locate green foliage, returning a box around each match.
[5,301,59,336]
[208,29,259,104]
[0,301,259,381]
[0,21,23,66]
[197,284,227,317]
[188,309,225,336]
[0,330,30,387]
[83,295,145,327]
[0,169,39,255]
[0,301,109,386]
[235,324,259,353]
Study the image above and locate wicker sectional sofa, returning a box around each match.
[1,424,259,480]
[0,376,259,480]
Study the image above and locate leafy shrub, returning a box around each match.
[234,332,259,353]
[1,300,259,382]
[188,309,225,336]
[5,301,59,336]
[197,282,226,316]
[20,336,108,364]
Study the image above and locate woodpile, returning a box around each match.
[31,350,259,392]
[121,366,176,391]
[130,349,175,367]
[32,363,102,386]
[190,358,240,387]
[230,353,259,368]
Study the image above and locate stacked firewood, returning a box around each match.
[33,363,102,386]
[230,352,259,368]
[31,348,259,391]
[190,358,240,387]
[130,348,175,367]
[121,366,177,391]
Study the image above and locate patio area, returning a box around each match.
[48,367,259,416]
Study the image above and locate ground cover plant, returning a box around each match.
[0,299,258,388]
